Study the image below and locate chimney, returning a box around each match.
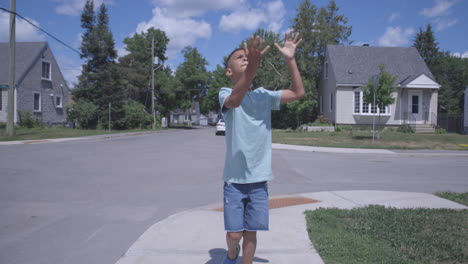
[362,44,369,47]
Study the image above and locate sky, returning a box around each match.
[0,0,467,88]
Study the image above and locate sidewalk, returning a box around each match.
[114,190,467,264]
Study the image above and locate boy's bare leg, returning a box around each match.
[226,232,242,260]
[241,231,257,264]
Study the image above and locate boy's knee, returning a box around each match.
[243,230,257,239]
[227,231,243,242]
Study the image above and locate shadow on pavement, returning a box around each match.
[205,248,269,263]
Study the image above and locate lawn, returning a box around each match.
[0,126,163,141]
[273,130,468,150]
[306,204,468,264]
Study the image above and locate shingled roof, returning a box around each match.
[326,45,437,86]
[0,42,48,85]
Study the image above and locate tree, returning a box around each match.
[73,1,126,129]
[362,64,398,131]
[154,66,182,123]
[292,0,351,126]
[413,24,440,73]
[175,46,210,111]
[118,27,169,110]
[200,65,230,115]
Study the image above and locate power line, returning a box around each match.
[0,7,83,57]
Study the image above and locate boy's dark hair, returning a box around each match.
[224,47,244,69]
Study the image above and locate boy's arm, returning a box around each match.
[275,32,305,104]
[224,36,270,109]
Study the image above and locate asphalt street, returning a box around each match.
[0,127,467,264]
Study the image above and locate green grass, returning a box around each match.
[435,192,468,206]
[273,130,468,150]
[306,205,468,264]
[0,126,163,141]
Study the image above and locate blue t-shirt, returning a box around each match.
[219,87,283,184]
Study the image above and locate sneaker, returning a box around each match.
[222,244,240,264]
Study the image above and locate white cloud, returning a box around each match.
[451,51,468,58]
[0,12,45,42]
[420,0,459,17]
[265,0,285,32]
[378,26,414,47]
[387,12,400,23]
[433,17,458,31]
[135,7,211,60]
[53,0,113,16]
[219,8,266,32]
[152,0,242,17]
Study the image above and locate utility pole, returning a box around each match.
[151,36,155,130]
[6,0,16,136]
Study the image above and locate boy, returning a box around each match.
[218,32,304,264]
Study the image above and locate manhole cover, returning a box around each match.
[213,196,320,212]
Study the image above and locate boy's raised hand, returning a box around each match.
[244,35,270,75]
[275,32,302,60]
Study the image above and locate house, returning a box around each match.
[0,42,71,125]
[170,101,205,125]
[319,45,440,132]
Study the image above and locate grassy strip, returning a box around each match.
[435,192,468,206]
[306,205,468,264]
[273,130,468,150]
[0,127,163,141]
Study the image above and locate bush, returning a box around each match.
[18,111,43,128]
[435,127,447,134]
[335,125,353,132]
[0,122,5,129]
[397,125,414,133]
[121,100,153,129]
[67,101,99,129]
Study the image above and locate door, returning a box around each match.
[408,91,423,124]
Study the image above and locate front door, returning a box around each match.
[408,91,423,124]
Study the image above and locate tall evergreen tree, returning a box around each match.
[73,1,125,129]
[413,24,440,72]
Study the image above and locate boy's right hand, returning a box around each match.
[243,35,270,78]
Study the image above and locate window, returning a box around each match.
[0,90,2,111]
[42,61,51,80]
[33,92,41,112]
[320,96,323,113]
[330,93,333,111]
[353,91,390,115]
[354,91,360,113]
[55,96,62,108]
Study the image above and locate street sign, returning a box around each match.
[0,84,9,89]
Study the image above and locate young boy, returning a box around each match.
[218,32,304,264]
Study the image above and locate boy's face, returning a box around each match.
[226,49,248,80]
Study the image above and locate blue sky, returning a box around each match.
[1,0,467,88]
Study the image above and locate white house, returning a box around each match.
[318,45,440,132]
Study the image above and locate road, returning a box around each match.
[0,127,467,264]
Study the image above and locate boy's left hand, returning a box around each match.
[275,32,302,60]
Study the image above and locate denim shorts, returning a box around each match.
[223,181,269,232]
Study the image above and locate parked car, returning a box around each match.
[216,119,225,135]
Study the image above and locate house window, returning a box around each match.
[33,92,41,112]
[330,93,333,111]
[0,90,2,111]
[55,96,62,108]
[353,91,390,115]
[320,96,323,113]
[42,61,51,80]
[354,91,360,113]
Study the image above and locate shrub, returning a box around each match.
[0,122,5,129]
[335,125,353,132]
[435,127,447,134]
[18,111,43,128]
[67,101,99,129]
[397,125,414,133]
[121,100,153,129]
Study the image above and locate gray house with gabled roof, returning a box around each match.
[319,44,440,131]
[0,42,71,124]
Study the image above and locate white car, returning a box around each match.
[215,119,225,136]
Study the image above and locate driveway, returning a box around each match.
[0,127,466,264]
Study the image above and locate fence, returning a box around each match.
[438,113,464,133]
